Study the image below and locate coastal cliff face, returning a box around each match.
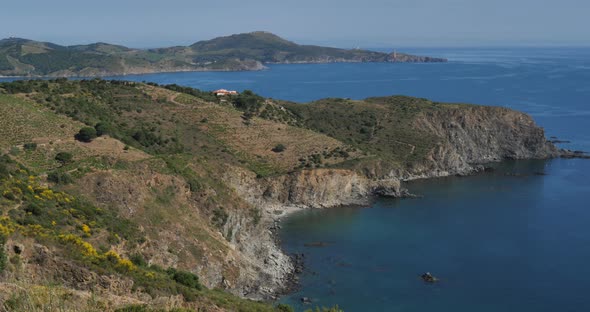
[224,168,404,209]
[220,167,405,298]
[219,105,559,298]
[407,106,559,178]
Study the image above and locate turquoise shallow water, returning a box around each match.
[2,47,589,311]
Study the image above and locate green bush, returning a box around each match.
[0,156,11,179]
[232,90,264,112]
[130,253,147,267]
[47,171,73,184]
[95,122,113,136]
[272,144,286,153]
[23,142,37,151]
[55,152,73,165]
[212,208,229,228]
[75,127,97,142]
[166,268,202,290]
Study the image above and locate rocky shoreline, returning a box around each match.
[263,145,590,301]
[222,105,572,300]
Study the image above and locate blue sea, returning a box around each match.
[2,47,590,311]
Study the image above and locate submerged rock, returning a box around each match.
[421,272,439,283]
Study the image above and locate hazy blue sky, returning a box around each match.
[1,0,588,48]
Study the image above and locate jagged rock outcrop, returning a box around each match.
[224,168,405,210]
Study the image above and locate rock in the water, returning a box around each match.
[300,297,312,304]
[421,272,439,283]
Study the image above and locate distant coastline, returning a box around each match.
[0,31,447,78]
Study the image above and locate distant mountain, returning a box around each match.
[0,32,447,77]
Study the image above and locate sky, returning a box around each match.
[1,0,589,48]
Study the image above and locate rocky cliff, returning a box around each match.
[407,106,559,178]
[219,104,559,299]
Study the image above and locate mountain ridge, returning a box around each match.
[0,32,447,77]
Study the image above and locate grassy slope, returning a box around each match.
[283,96,453,170]
[0,82,288,311]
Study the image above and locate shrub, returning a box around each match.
[23,142,37,151]
[166,268,202,290]
[130,253,147,267]
[55,152,73,165]
[24,203,42,216]
[47,171,73,184]
[75,127,97,142]
[212,208,228,228]
[94,122,113,136]
[272,144,286,153]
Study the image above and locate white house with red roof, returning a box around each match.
[213,89,238,96]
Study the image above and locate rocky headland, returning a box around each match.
[0,79,570,310]
[0,32,446,77]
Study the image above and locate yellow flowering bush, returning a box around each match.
[0,217,16,236]
[104,250,136,271]
[81,224,91,236]
[59,234,100,259]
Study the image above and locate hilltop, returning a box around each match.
[0,79,556,311]
[0,32,446,77]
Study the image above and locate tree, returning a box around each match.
[94,122,112,136]
[75,127,97,142]
[55,152,73,165]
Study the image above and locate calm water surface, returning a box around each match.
[3,47,589,311]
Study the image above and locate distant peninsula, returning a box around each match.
[0,31,447,77]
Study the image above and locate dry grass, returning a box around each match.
[162,93,351,174]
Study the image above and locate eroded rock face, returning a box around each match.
[224,168,406,210]
[407,106,559,179]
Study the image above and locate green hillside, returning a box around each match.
[0,32,446,77]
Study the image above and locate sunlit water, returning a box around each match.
[2,47,589,311]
